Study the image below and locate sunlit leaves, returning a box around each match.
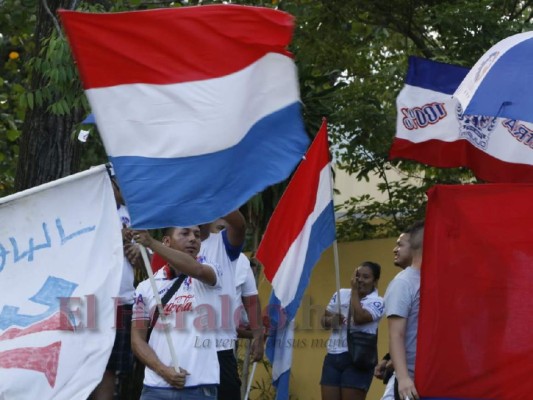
[1,0,532,232]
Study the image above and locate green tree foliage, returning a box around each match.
[1,1,531,398]
[13,0,90,192]
[282,0,533,240]
[1,0,532,237]
[0,0,36,195]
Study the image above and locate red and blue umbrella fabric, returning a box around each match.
[454,31,533,123]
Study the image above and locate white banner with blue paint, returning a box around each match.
[0,165,123,399]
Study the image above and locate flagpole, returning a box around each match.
[138,244,180,371]
[330,176,342,315]
[324,118,342,316]
[244,361,258,400]
[332,239,342,316]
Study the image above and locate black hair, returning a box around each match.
[360,261,381,281]
[406,220,425,250]
[162,227,176,237]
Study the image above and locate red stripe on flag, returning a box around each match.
[0,312,75,342]
[389,137,533,182]
[59,6,294,88]
[257,121,330,282]
[0,341,61,387]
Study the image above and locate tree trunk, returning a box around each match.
[15,0,82,191]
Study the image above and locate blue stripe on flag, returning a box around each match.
[464,40,533,121]
[82,113,95,124]
[283,201,335,320]
[110,102,309,228]
[274,369,290,400]
[405,56,469,95]
[265,296,292,400]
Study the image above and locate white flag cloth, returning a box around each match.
[390,56,533,183]
[0,165,123,399]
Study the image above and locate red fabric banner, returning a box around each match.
[417,184,533,399]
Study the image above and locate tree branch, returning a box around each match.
[41,0,63,39]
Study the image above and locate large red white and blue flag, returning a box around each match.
[0,166,122,399]
[390,56,533,183]
[418,184,533,400]
[60,5,309,228]
[256,120,336,400]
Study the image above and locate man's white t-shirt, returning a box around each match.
[132,260,222,388]
[234,253,259,326]
[199,231,242,351]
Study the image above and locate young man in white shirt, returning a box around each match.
[132,226,222,400]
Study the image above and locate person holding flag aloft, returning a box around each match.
[131,227,222,400]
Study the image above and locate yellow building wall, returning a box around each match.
[247,236,400,400]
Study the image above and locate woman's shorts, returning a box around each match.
[320,352,374,391]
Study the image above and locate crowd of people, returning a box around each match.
[90,171,424,400]
[87,173,263,400]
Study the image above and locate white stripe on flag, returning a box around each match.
[271,319,295,381]
[87,53,300,158]
[397,84,533,164]
[396,85,463,143]
[271,164,332,307]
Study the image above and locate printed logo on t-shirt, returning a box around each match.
[372,301,385,314]
[183,276,192,291]
[164,294,194,314]
[196,255,223,282]
[134,293,144,306]
[197,255,205,263]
